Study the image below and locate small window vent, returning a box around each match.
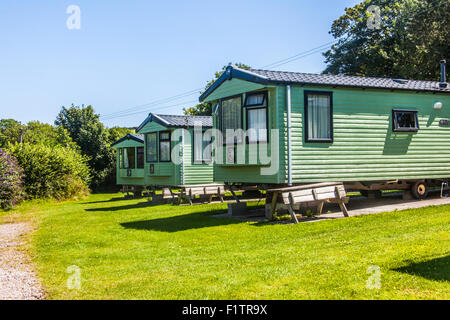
[392,109,419,132]
[393,79,409,84]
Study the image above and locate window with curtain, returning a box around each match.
[118,148,123,168]
[159,131,171,162]
[221,96,242,144]
[123,148,128,168]
[245,92,268,143]
[123,147,135,169]
[137,147,144,168]
[305,91,332,142]
[194,130,213,163]
[146,133,158,162]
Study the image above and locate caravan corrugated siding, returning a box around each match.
[285,86,450,183]
[182,130,214,185]
[208,78,450,184]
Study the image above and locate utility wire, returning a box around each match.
[101,40,339,120]
[260,0,446,71]
[100,40,338,121]
[101,99,199,121]
[260,40,339,70]
[101,1,446,121]
[100,87,203,119]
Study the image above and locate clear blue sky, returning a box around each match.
[0,0,360,128]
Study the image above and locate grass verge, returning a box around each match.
[1,193,449,299]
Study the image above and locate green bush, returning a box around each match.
[0,149,25,209]
[7,143,91,200]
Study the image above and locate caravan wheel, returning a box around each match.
[411,182,428,199]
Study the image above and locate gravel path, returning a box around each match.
[0,223,44,300]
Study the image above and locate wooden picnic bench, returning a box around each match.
[176,184,225,205]
[224,184,261,203]
[121,185,144,198]
[144,186,175,203]
[145,185,225,205]
[267,182,349,223]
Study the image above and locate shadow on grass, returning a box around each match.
[120,209,240,232]
[81,197,129,205]
[392,255,449,282]
[85,201,161,212]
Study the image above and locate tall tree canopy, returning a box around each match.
[323,0,449,80]
[55,105,135,189]
[55,105,114,188]
[0,119,23,146]
[184,63,251,116]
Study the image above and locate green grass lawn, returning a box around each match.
[1,193,449,299]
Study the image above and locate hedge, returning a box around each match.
[0,149,25,209]
[7,143,91,200]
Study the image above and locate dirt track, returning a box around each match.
[0,222,44,300]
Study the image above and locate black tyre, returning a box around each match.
[411,182,428,199]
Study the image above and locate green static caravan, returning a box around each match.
[199,64,450,198]
[136,113,214,187]
[111,133,146,189]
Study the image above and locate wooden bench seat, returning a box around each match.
[268,183,349,223]
[177,185,225,205]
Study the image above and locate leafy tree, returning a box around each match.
[107,127,136,145]
[184,63,251,116]
[55,104,114,189]
[0,119,23,146]
[323,0,449,80]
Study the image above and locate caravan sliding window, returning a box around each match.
[146,132,158,162]
[123,148,136,169]
[244,92,268,143]
[194,130,213,163]
[118,148,123,168]
[159,131,171,162]
[221,95,242,144]
[137,147,144,168]
[304,91,333,143]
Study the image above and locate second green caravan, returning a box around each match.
[136,113,214,187]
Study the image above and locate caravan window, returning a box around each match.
[123,148,136,169]
[245,92,268,143]
[221,96,242,144]
[137,147,144,168]
[393,110,419,132]
[194,130,213,163]
[305,91,333,142]
[146,133,158,162]
[159,131,171,162]
[118,148,123,168]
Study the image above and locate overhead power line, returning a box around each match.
[260,40,339,70]
[100,40,337,121]
[100,87,203,119]
[101,99,199,121]
[101,1,447,121]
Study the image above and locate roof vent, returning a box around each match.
[440,60,447,88]
[393,79,409,84]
